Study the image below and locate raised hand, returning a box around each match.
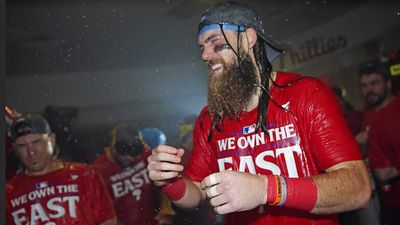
[147,145,185,187]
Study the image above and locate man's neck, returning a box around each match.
[245,71,277,112]
[25,159,62,176]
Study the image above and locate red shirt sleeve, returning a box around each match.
[300,77,362,170]
[184,108,214,182]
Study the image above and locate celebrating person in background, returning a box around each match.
[6,114,117,225]
[357,61,400,225]
[91,124,175,225]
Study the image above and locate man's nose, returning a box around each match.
[366,84,375,92]
[201,47,214,62]
[26,145,36,156]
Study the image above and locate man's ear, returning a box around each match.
[244,28,258,49]
[387,79,392,91]
[49,133,56,146]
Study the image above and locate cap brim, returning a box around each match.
[258,32,284,62]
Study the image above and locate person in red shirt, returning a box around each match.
[147,2,371,225]
[6,114,117,225]
[358,61,400,225]
[91,124,175,225]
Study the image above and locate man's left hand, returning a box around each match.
[200,171,268,214]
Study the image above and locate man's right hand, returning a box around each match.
[147,145,185,187]
[355,128,369,145]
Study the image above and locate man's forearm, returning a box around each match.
[311,160,371,214]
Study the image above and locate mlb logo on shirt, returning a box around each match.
[243,124,256,135]
[36,181,48,189]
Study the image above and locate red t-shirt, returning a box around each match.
[368,96,400,170]
[360,108,377,132]
[368,97,400,210]
[343,109,364,136]
[185,71,362,225]
[91,148,160,225]
[6,162,116,225]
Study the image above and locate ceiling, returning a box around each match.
[6,0,370,75]
[6,0,400,146]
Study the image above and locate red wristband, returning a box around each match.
[284,177,317,211]
[161,178,186,201]
[266,175,278,204]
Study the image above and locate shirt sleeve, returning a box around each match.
[299,78,362,170]
[184,108,214,182]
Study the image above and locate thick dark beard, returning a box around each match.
[207,52,259,120]
[365,91,388,108]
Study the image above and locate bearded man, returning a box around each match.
[147,2,371,225]
[357,61,400,225]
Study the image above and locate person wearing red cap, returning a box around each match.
[6,114,117,225]
[147,1,371,225]
[91,124,175,225]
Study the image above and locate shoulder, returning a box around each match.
[388,96,400,109]
[91,150,110,166]
[274,71,334,104]
[372,97,400,124]
[6,173,24,192]
[198,106,210,119]
[62,161,88,171]
[275,71,327,90]
[194,106,213,133]
[59,161,102,178]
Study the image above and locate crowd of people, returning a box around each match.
[5,1,399,225]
